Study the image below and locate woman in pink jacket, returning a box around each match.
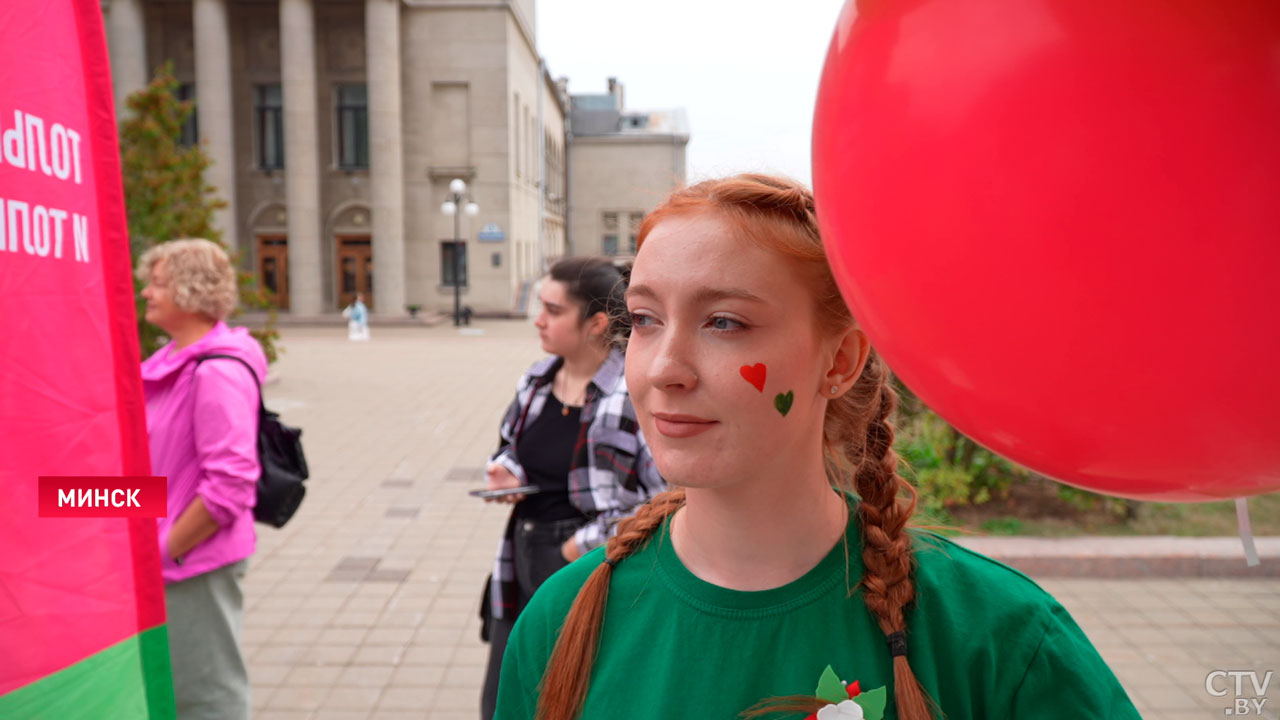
[138,238,266,720]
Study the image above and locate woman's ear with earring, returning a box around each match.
[825,327,870,396]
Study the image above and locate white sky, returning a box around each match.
[535,1,847,187]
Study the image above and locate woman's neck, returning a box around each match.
[560,343,610,383]
[671,465,848,592]
[169,317,218,351]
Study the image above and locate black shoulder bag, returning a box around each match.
[196,354,309,528]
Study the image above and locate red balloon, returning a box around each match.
[813,0,1280,501]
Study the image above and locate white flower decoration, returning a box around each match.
[815,699,865,720]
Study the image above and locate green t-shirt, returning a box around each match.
[495,502,1140,720]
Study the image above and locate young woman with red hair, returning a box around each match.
[493,174,1139,720]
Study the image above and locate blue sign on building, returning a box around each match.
[477,223,505,243]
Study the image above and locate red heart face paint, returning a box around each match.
[739,363,767,392]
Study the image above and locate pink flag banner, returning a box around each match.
[0,1,174,717]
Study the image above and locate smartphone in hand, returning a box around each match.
[469,486,542,499]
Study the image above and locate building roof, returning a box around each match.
[568,81,689,140]
[570,105,689,139]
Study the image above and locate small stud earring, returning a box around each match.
[830,385,839,395]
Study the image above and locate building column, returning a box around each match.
[280,0,323,315]
[106,0,148,121]
[192,0,239,252]
[366,0,406,315]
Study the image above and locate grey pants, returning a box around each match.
[166,559,250,720]
[480,516,581,719]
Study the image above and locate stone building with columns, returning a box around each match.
[103,0,567,317]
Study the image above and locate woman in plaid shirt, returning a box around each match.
[479,257,665,719]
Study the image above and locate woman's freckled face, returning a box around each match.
[624,212,831,489]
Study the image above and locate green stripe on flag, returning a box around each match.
[0,626,175,720]
[137,623,175,718]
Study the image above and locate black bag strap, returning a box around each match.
[196,354,266,417]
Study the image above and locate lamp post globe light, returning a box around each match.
[440,178,479,326]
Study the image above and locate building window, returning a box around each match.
[602,212,620,254]
[527,113,534,183]
[255,84,284,169]
[336,84,369,169]
[628,212,644,254]
[513,93,521,178]
[176,83,198,148]
[441,240,468,287]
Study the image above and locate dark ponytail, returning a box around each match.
[548,256,630,348]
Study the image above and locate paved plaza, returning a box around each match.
[242,323,1278,720]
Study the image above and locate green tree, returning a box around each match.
[119,63,279,361]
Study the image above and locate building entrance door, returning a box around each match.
[336,235,373,310]
[257,235,289,310]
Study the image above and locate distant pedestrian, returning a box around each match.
[138,238,265,720]
[343,293,370,341]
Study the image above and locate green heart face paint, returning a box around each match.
[774,390,794,416]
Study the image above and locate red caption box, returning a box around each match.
[38,476,167,518]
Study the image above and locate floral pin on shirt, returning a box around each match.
[744,664,888,719]
[808,665,886,720]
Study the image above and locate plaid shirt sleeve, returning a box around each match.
[569,376,667,555]
[635,428,664,494]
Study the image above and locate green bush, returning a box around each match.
[980,517,1024,535]
[892,378,1027,518]
[1055,485,1139,519]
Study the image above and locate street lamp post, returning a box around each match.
[440,178,479,326]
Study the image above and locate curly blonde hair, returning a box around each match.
[136,238,238,321]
